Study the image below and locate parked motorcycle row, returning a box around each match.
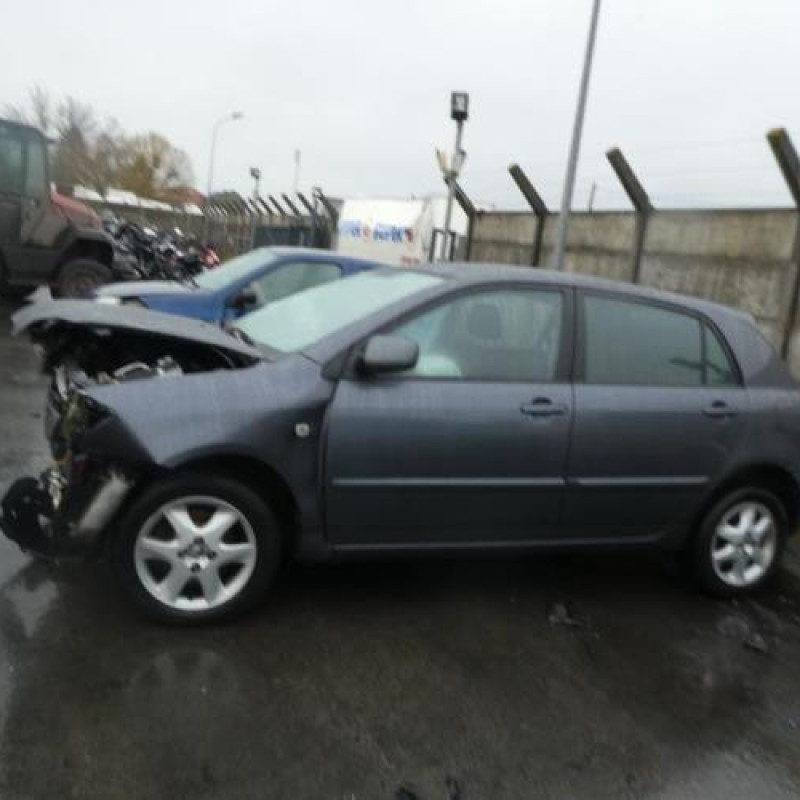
[101,213,221,284]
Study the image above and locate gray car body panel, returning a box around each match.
[82,355,332,542]
[27,263,800,559]
[12,298,263,361]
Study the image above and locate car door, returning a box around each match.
[0,123,26,275]
[324,285,575,550]
[0,124,52,283]
[227,260,343,317]
[564,291,749,542]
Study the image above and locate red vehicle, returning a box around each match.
[0,118,132,297]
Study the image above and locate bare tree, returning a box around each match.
[3,87,195,201]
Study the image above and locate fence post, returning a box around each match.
[246,199,261,249]
[297,192,316,218]
[606,147,653,284]
[767,128,800,358]
[268,195,287,217]
[281,193,302,216]
[299,192,330,247]
[314,189,340,227]
[508,164,548,266]
[450,181,477,261]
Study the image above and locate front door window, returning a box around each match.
[0,126,25,195]
[390,288,564,382]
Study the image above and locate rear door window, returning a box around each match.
[583,295,705,386]
[704,324,739,386]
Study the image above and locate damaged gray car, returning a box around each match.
[3,265,800,624]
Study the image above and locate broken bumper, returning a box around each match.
[0,463,133,559]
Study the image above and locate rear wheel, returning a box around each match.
[56,258,112,298]
[690,487,786,597]
[111,474,282,624]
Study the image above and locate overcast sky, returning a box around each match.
[4,0,800,210]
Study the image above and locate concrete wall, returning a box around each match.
[470,213,536,264]
[470,207,800,375]
[640,210,798,349]
[548,212,636,282]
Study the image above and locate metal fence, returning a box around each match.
[82,189,339,260]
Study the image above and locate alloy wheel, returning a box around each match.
[134,495,257,612]
[710,501,777,588]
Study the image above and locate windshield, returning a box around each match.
[234,269,442,352]
[194,248,278,290]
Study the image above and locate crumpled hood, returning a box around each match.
[96,280,204,299]
[12,299,263,362]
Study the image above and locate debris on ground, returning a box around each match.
[717,615,750,640]
[393,776,463,800]
[717,614,770,654]
[743,631,770,654]
[445,775,463,800]
[548,601,585,629]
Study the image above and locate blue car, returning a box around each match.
[93,247,382,323]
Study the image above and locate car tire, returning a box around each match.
[690,487,787,598]
[56,259,112,298]
[110,473,282,625]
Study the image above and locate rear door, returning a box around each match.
[564,291,749,542]
[324,285,575,549]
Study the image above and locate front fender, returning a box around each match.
[83,357,332,529]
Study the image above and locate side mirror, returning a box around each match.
[359,335,419,376]
[229,287,258,311]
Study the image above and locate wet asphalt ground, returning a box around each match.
[1,297,799,800]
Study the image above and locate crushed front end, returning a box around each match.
[1,308,260,559]
[0,375,135,559]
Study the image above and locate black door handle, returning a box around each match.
[520,397,568,418]
[703,401,736,419]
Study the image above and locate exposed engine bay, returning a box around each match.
[37,324,252,386]
[38,324,254,440]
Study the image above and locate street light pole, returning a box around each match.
[441,91,469,261]
[293,149,301,194]
[204,111,244,240]
[442,124,464,260]
[553,0,602,270]
[250,167,262,204]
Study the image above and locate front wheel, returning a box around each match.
[690,487,786,598]
[111,474,282,624]
[56,258,112,298]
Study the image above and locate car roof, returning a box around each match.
[0,118,42,137]
[267,246,389,268]
[406,261,753,325]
